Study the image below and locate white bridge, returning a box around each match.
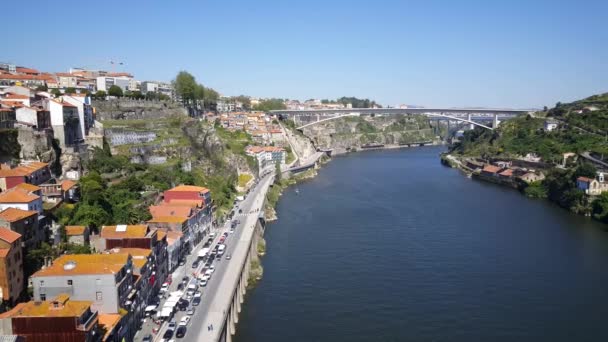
[270,107,532,131]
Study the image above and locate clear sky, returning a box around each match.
[3,0,607,108]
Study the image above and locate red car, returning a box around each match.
[219,236,226,243]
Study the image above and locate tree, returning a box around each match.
[574,162,597,179]
[274,160,282,184]
[173,71,197,106]
[253,99,287,112]
[95,90,106,99]
[36,85,48,91]
[64,87,76,94]
[108,85,123,97]
[51,89,61,97]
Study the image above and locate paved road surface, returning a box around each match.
[135,172,274,341]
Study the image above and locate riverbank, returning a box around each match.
[440,151,607,224]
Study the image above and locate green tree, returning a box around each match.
[253,99,287,112]
[95,90,106,99]
[51,89,61,97]
[524,181,547,199]
[274,160,282,184]
[574,162,597,179]
[36,85,48,91]
[71,203,111,230]
[64,87,76,94]
[592,192,608,223]
[108,85,123,97]
[173,71,197,106]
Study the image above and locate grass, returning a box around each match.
[238,173,253,187]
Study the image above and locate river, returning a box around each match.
[235,146,608,342]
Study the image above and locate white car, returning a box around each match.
[193,292,202,298]
[204,269,212,277]
[209,265,215,273]
[160,283,169,293]
[199,274,210,282]
[199,279,208,287]
[179,316,191,326]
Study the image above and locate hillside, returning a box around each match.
[451,93,608,163]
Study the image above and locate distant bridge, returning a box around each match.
[271,107,532,131]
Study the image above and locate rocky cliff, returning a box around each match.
[93,99,187,121]
[301,115,439,154]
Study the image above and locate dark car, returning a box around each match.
[192,297,201,306]
[163,329,174,339]
[177,283,184,291]
[176,326,187,338]
[182,276,189,283]
[192,261,199,269]
[178,298,189,311]
[142,335,152,342]
[239,209,243,214]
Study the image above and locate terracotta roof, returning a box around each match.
[20,161,49,174]
[3,94,29,100]
[99,313,121,339]
[499,169,514,177]
[0,168,27,177]
[14,183,41,192]
[0,189,40,203]
[0,107,15,112]
[149,205,192,218]
[163,199,203,208]
[0,295,92,318]
[107,248,151,268]
[156,230,167,242]
[33,254,129,277]
[577,176,594,182]
[165,231,183,246]
[0,249,9,257]
[61,180,77,191]
[65,226,87,236]
[101,225,149,239]
[0,227,22,244]
[16,67,40,75]
[55,73,75,77]
[482,165,502,174]
[166,185,210,193]
[148,216,188,224]
[1,100,25,108]
[0,208,37,222]
[246,146,285,153]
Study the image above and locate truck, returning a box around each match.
[198,248,210,260]
[236,195,245,201]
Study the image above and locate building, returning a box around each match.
[43,98,83,147]
[31,254,134,315]
[481,165,502,177]
[55,73,78,89]
[95,74,135,93]
[0,107,16,128]
[140,81,173,97]
[577,173,608,195]
[0,208,42,249]
[544,119,559,131]
[40,180,79,204]
[0,188,43,213]
[246,146,286,173]
[0,228,24,304]
[519,172,545,184]
[62,94,94,137]
[0,294,100,341]
[65,226,89,246]
[163,185,211,205]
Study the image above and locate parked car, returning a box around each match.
[192,261,199,269]
[168,320,177,330]
[176,326,187,338]
[163,329,174,340]
[142,334,152,342]
[199,279,208,287]
[209,265,215,273]
[192,297,201,306]
[226,253,232,260]
[187,306,196,315]
[160,282,169,293]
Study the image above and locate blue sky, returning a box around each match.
[3,0,607,108]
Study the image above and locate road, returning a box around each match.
[135,172,274,341]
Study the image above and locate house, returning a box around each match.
[0,188,43,213]
[0,294,99,341]
[155,230,184,272]
[31,254,134,315]
[62,94,94,137]
[481,165,502,177]
[0,228,24,304]
[0,107,16,128]
[498,168,514,179]
[40,180,78,204]
[55,73,78,89]
[163,185,211,205]
[65,226,89,246]
[0,162,52,190]
[15,105,51,131]
[576,174,608,195]
[246,146,287,173]
[46,98,83,147]
[544,119,559,131]
[0,208,42,249]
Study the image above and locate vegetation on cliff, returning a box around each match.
[0,129,21,161]
[321,96,381,108]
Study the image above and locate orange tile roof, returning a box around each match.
[0,74,49,81]
[149,205,192,218]
[14,182,41,192]
[164,199,203,208]
[0,208,37,222]
[0,249,10,257]
[0,294,92,318]
[166,185,210,193]
[65,226,87,236]
[482,165,502,174]
[98,313,121,339]
[0,227,22,244]
[107,248,151,269]
[16,67,39,74]
[0,168,26,177]
[20,161,49,173]
[148,216,188,224]
[165,231,183,246]
[577,176,594,182]
[4,94,29,100]
[101,225,149,239]
[33,254,129,277]
[499,169,514,177]
[0,189,40,203]
[61,180,77,191]
[156,230,167,242]
[1,100,25,108]
[55,72,75,77]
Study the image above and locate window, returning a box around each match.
[40,294,46,301]
[96,291,103,301]
[67,279,73,286]
[40,280,44,286]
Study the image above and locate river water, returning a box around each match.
[235,146,608,342]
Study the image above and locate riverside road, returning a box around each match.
[135,172,274,341]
